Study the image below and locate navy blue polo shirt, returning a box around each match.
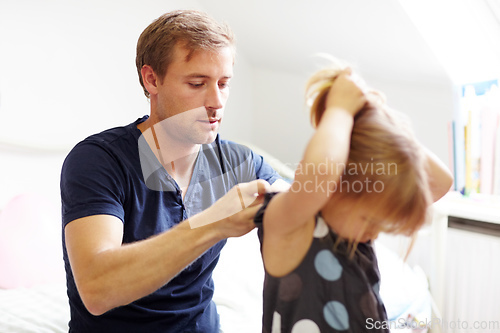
[60,116,281,333]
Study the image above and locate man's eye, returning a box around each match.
[219,82,230,89]
[189,83,204,88]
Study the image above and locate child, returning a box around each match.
[254,60,452,332]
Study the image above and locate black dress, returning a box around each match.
[255,193,390,333]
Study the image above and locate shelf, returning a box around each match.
[433,191,500,225]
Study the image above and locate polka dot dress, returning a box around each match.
[255,193,389,333]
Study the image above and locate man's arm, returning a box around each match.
[65,180,267,316]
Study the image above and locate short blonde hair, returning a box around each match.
[306,59,432,240]
[136,10,235,98]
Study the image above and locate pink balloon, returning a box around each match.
[0,193,65,288]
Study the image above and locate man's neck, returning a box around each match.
[137,118,200,195]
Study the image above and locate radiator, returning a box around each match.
[439,224,500,333]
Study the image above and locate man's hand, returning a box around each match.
[188,180,270,236]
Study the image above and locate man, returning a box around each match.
[61,9,367,333]
[61,10,289,333]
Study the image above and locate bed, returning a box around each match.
[0,143,434,333]
[0,284,69,332]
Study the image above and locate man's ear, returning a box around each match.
[141,65,159,97]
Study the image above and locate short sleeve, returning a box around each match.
[60,141,127,227]
[254,192,279,228]
[253,192,280,248]
[218,139,282,186]
[251,150,282,185]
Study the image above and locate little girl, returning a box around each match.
[254,61,452,332]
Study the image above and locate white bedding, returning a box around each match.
[0,284,69,333]
[0,241,431,333]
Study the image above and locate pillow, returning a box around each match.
[375,240,432,328]
[212,229,265,333]
[0,192,65,288]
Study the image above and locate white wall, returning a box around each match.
[218,54,255,143]
[0,0,208,207]
[0,0,257,149]
[365,75,455,166]
[0,0,203,149]
[245,66,454,169]
[249,67,314,166]
[0,146,66,208]
[0,1,454,189]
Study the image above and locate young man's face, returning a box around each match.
[153,44,234,146]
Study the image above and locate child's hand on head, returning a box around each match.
[325,71,367,116]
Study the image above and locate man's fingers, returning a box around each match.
[255,179,272,196]
[238,203,263,220]
[238,180,271,207]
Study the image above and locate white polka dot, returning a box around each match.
[314,250,342,281]
[373,282,383,303]
[373,282,380,294]
[291,319,321,333]
[323,301,350,330]
[313,216,329,238]
[271,311,281,333]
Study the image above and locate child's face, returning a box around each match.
[321,200,383,243]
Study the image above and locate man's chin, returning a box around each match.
[199,131,219,145]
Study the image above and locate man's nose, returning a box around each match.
[206,84,224,112]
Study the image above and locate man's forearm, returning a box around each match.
[67,216,222,316]
[67,182,262,316]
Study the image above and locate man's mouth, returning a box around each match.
[200,118,219,124]
[198,118,220,129]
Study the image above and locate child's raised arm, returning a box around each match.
[262,73,367,238]
[421,145,453,202]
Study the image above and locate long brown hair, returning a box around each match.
[306,59,432,246]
